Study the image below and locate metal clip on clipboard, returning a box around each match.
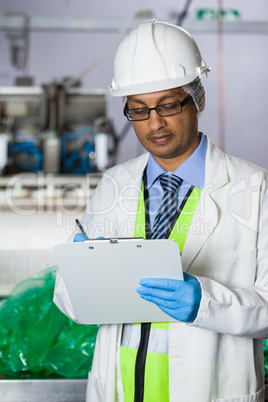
[84,237,144,244]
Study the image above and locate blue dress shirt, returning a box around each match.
[146,132,207,229]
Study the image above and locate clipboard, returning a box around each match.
[53,238,183,325]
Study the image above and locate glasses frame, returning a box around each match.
[123,94,192,121]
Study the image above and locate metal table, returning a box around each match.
[1,378,268,401]
[0,378,87,402]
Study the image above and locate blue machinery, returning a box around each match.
[0,85,120,175]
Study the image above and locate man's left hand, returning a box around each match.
[137,272,202,322]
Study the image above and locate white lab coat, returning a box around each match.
[54,136,268,402]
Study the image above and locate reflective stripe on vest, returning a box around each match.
[120,183,201,402]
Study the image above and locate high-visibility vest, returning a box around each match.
[120,182,201,402]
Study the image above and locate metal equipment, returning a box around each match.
[0,82,111,176]
[0,82,112,297]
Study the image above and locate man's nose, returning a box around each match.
[148,110,167,131]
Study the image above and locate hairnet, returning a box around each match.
[123,76,206,115]
[182,76,206,115]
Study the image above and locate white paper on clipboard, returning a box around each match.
[53,238,183,325]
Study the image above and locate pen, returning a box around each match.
[75,219,88,237]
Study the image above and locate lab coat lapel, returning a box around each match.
[182,138,228,271]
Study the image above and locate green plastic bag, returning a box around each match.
[263,339,268,382]
[0,266,98,378]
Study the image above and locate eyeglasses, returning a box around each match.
[123,94,192,121]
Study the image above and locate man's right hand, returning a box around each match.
[73,233,88,242]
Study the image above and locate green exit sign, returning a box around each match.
[197,8,240,21]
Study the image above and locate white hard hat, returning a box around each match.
[110,19,210,97]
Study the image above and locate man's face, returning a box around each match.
[127,87,199,171]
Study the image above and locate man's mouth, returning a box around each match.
[149,133,173,146]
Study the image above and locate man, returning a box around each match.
[54,20,268,402]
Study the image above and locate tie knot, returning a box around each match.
[159,174,182,193]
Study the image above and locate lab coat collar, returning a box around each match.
[204,135,228,192]
[125,136,228,191]
[126,152,149,182]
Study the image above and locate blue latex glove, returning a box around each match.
[73,234,104,242]
[73,233,88,242]
[137,272,202,322]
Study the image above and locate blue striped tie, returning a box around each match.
[151,174,182,239]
